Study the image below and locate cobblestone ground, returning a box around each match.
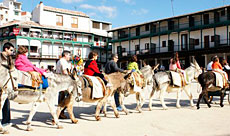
[3,82,230,136]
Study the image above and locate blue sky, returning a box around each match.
[16,0,230,28]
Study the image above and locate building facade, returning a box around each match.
[109,5,230,70]
[0,0,22,25]
[0,2,112,70]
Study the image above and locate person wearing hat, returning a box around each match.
[104,54,125,111]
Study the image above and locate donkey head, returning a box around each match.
[71,68,82,102]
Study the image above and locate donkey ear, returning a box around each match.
[193,59,200,69]
[67,68,71,75]
[190,63,195,67]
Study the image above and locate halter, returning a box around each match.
[0,64,17,92]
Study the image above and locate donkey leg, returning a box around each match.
[102,101,108,117]
[108,96,119,118]
[95,100,103,121]
[185,89,195,107]
[160,88,168,110]
[26,101,41,131]
[220,91,225,107]
[148,89,155,111]
[204,91,211,108]
[135,92,142,113]
[119,93,129,115]
[46,101,63,129]
[176,89,182,108]
[197,92,204,109]
[66,100,78,124]
[63,94,78,124]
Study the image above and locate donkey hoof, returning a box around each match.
[57,125,63,129]
[208,105,211,108]
[149,107,152,111]
[71,119,78,124]
[163,107,168,110]
[220,104,224,107]
[197,106,200,110]
[176,105,181,109]
[51,119,55,125]
[2,130,9,134]
[26,128,33,131]
[95,116,101,121]
[115,113,120,118]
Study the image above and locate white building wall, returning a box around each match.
[203,28,214,47]
[216,26,227,44]
[190,30,201,49]
[140,38,149,50]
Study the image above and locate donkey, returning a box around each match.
[0,58,82,133]
[56,71,127,121]
[148,60,202,110]
[196,71,228,109]
[116,65,156,114]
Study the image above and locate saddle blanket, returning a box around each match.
[131,72,142,93]
[83,75,106,99]
[170,71,182,87]
[17,71,43,88]
[170,71,189,87]
[213,71,224,88]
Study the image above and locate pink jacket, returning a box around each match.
[15,54,46,75]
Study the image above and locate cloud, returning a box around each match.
[61,0,84,4]
[131,9,148,16]
[79,4,117,18]
[118,0,135,5]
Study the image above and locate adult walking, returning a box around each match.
[104,54,125,111]
[56,50,72,119]
[0,42,14,126]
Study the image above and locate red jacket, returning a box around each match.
[84,60,100,76]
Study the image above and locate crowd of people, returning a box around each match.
[1,42,230,126]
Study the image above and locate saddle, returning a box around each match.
[212,71,226,88]
[82,75,106,99]
[169,71,187,87]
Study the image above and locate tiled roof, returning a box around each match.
[43,6,89,18]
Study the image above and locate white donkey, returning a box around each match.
[0,59,82,134]
[148,60,202,110]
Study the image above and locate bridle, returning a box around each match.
[1,64,17,92]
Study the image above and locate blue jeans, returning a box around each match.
[1,98,10,125]
[114,91,120,107]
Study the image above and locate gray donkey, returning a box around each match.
[0,58,82,134]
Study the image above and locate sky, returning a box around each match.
[15,0,230,28]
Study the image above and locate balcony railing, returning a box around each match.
[117,39,230,57]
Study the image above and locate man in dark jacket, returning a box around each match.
[104,54,124,111]
[0,42,14,126]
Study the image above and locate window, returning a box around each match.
[56,15,63,26]
[5,11,8,14]
[221,10,226,16]
[135,45,140,51]
[14,11,19,16]
[195,39,199,45]
[145,43,149,50]
[0,15,3,20]
[6,18,8,21]
[71,17,78,28]
[93,22,100,29]
[162,41,166,47]
[145,24,149,31]
[102,23,109,30]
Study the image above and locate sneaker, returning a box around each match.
[106,83,113,87]
[116,106,123,111]
[2,123,12,127]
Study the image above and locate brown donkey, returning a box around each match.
[56,71,127,122]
